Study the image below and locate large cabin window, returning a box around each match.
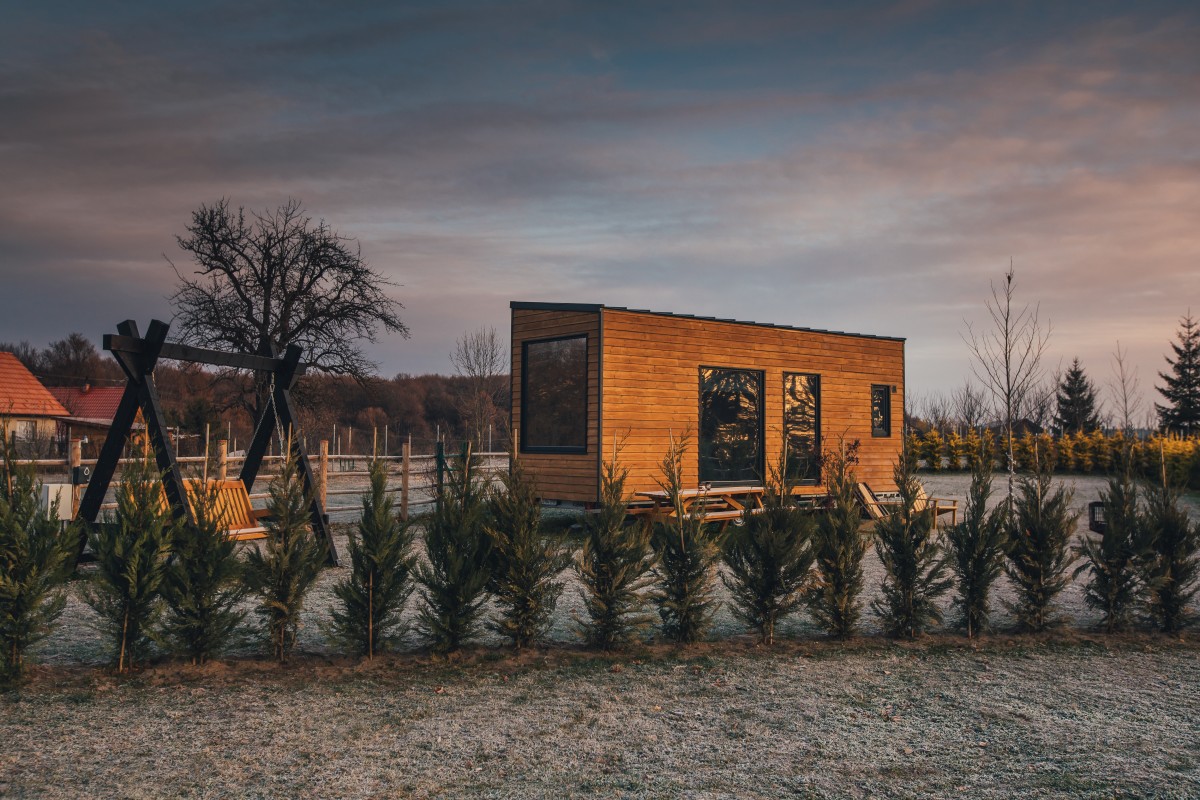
[783,373,821,484]
[871,384,892,437]
[521,335,588,453]
[698,367,763,484]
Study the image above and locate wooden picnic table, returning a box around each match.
[634,485,766,523]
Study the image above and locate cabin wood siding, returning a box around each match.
[510,307,601,502]
[599,309,905,497]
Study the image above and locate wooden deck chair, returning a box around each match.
[855,483,888,520]
[914,486,958,526]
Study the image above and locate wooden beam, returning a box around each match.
[104,333,308,376]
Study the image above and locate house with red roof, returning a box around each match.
[0,351,69,448]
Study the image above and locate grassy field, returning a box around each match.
[3,474,1199,798]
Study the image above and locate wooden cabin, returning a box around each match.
[510,302,905,503]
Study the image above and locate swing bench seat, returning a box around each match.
[169,479,270,540]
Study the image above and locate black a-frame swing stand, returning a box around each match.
[75,319,338,566]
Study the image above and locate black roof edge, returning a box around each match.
[510,301,905,343]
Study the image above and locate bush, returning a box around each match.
[1073,449,1145,633]
[486,457,570,649]
[0,441,76,684]
[722,450,815,644]
[243,446,326,662]
[944,431,965,471]
[574,456,655,650]
[1004,460,1079,632]
[807,440,870,640]
[83,455,174,672]
[160,480,248,664]
[650,434,722,644]
[944,449,1008,637]
[872,449,952,638]
[920,430,944,473]
[416,447,492,652]
[1140,476,1200,634]
[328,459,416,658]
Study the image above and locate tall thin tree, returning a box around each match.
[1155,311,1200,437]
[943,445,1008,637]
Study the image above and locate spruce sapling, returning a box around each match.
[944,447,1008,637]
[329,459,416,657]
[1140,466,1200,634]
[161,478,248,664]
[575,455,656,650]
[806,440,869,640]
[243,444,325,662]
[485,456,570,649]
[872,449,953,638]
[416,446,492,652]
[650,433,722,644]
[1004,452,1079,632]
[0,436,76,684]
[83,454,174,673]
[721,447,815,644]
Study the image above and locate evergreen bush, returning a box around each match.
[1004,456,1079,632]
[1073,449,1145,632]
[944,447,1008,637]
[806,441,870,639]
[1140,470,1200,634]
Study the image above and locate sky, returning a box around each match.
[1,0,1197,419]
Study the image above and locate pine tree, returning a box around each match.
[328,459,415,658]
[1073,447,1145,632]
[485,457,570,649]
[1140,455,1200,633]
[1055,357,1102,435]
[806,440,870,640]
[243,445,326,662]
[944,445,1008,637]
[83,455,174,672]
[944,431,965,471]
[416,446,492,652]
[920,430,944,473]
[1156,312,1200,437]
[0,440,76,684]
[574,456,656,650]
[650,434,722,644]
[160,480,248,664]
[872,450,952,638]
[722,448,815,644]
[1004,454,1079,632]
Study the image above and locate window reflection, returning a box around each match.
[871,384,891,437]
[522,336,587,451]
[783,373,821,483]
[699,367,763,484]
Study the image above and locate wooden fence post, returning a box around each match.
[217,439,228,481]
[401,439,410,522]
[69,438,82,517]
[318,439,329,508]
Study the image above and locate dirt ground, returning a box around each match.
[3,473,1199,798]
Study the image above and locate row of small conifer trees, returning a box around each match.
[3,434,1199,684]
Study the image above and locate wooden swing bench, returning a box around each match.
[157,479,270,540]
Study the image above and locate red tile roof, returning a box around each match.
[48,385,125,424]
[0,352,69,417]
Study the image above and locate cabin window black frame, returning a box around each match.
[871,384,892,437]
[520,334,588,454]
[698,366,765,485]
[783,372,821,484]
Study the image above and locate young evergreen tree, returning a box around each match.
[1054,357,1102,435]
[0,439,76,684]
[806,440,870,640]
[575,456,656,650]
[328,459,416,658]
[1156,312,1200,437]
[722,449,815,644]
[1004,454,1079,632]
[485,457,570,649]
[872,450,953,638]
[243,445,326,662]
[1140,460,1200,633]
[83,455,174,673]
[650,434,722,644]
[160,480,248,664]
[1073,448,1145,632]
[944,448,1008,637]
[416,447,492,652]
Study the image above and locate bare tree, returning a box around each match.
[920,392,953,434]
[450,327,508,450]
[170,199,408,379]
[962,266,1051,506]
[951,380,988,433]
[1108,340,1142,434]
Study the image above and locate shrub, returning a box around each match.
[944,431,965,471]
[416,446,492,652]
[0,440,76,684]
[486,457,570,649]
[1004,458,1079,632]
[722,449,815,644]
[243,446,326,662]
[1073,449,1145,632]
[806,440,870,640]
[1140,473,1200,634]
[920,430,944,473]
[650,434,722,644]
[574,456,655,650]
[160,480,248,664]
[83,455,174,672]
[963,429,983,472]
[872,449,952,638]
[944,448,1008,637]
[328,459,416,658]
